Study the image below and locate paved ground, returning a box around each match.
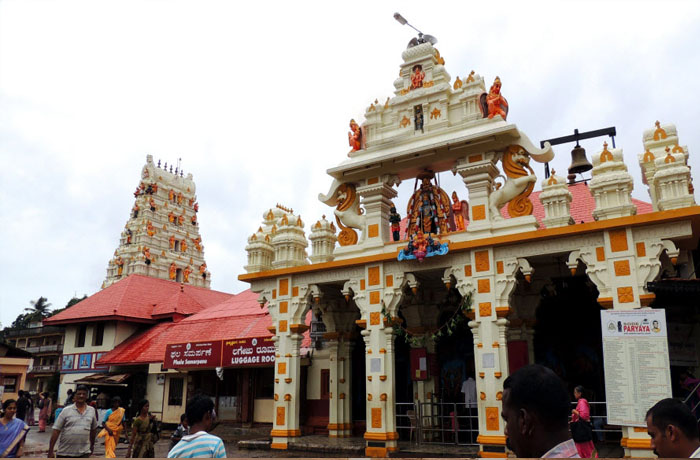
[23,423,624,458]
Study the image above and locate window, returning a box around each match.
[320,369,330,400]
[93,323,105,346]
[3,376,18,393]
[75,325,87,348]
[168,377,184,406]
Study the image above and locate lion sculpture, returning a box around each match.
[489,145,537,220]
[319,180,365,246]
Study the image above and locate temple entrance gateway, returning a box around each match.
[240,33,699,458]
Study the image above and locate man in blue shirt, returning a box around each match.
[167,396,225,458]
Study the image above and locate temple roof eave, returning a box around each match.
[327,122,552,182]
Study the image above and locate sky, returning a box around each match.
[1,0,699,326]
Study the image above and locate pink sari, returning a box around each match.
[572,398,597,458]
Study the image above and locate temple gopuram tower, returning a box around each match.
[103,155,210,288]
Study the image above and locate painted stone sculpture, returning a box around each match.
[319,181,365,246]
[489,145,537,219]
[480,76,508,120]
[400,174,450,261]
[389,206,402,242]
[410,64,425,89]
[348,119,364,153]
[451,191,468,231]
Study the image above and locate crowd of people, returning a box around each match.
[1,370,699,457]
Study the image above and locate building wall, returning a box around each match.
[0,358,31,402]
[253,398,273,423]
[145,363,165,419]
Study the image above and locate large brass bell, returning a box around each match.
[568,143,593,175]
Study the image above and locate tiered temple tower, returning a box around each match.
[103,155,210,288]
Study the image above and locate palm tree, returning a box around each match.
[24,297,53,323]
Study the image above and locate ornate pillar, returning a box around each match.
[356,175,400,247]
[454,153,499,234]
[445,253,527,458]
[567,229,682,457]
[263,279,310,450]
[348,266,405,457]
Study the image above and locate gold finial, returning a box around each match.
[384,97,390,109]
[643,149,655,162]
[466,70,475,83]
[374,99,378,104]
[665,146,676,163]
[600,142,613,163]
[673,144,684,153]
[653,121,667,141]
[453,77,463,90]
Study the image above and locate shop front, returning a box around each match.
[163,336,276,425]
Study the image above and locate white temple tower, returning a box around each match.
[103,155,211,288]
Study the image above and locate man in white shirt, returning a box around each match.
[646,398,700,458]
[461,377,477,408]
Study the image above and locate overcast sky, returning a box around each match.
[1,0,699,327]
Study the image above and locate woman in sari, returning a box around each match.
[0,399,30,458]
[38,392,51,432]
[98,397,125,458]
[127,399,156,458]
[571,385,597,458]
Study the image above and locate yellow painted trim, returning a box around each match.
[477,435,506,445]
[479,451,507,458]
[620,437,653,449]
[364,431,399,440]
[239,207,700,282]
[270,442,288,450]
[365,447,388,458]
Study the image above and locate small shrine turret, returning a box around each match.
[245,227,274,273]
[309,215,337,264]
[654,147,695,211]
[639,121,693,211]
[538,170,574,228]
[590,142,636,220]
[271,212,309,270]
[245,205,309,272]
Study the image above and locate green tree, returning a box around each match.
[10,297,53,329]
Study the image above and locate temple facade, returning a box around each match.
[241,39,699,458]
[104,155,210,288]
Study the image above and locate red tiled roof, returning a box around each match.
[97,289,272,365]
[397,182,653,238]
[97,289,316,366]
[44,274,233,325]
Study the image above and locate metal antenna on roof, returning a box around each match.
[394,12,437,48]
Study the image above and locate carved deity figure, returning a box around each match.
[193,237,202,252]
[412,230,429,261]
[178,214,185,226]
[168,212,175,223]
[169,263,177,280]
[191,215,197,226]
[169,235,175,249]
[348,119,363,153]
[200,263,207,279]
[481,76,508,120]
[132,203,139,218]
[146,221,155,237]
[126,229,132,244]
[406,176,451,239]
[410,64,425,90]
[389,206,402,242]
[181,239,188,252]
[169,189,175,202]
[451,191,468,231]
[193,202,199,213]
[183,266,192,283]
[177,192,183,205]
[143,247,152,265]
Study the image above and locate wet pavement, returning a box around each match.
[23,423,624,458]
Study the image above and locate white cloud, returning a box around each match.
[1,0,699,325]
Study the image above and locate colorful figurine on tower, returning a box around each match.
[348,119,363,153]
[410,64,425,90]
[451,191,469,231]
[389,205,402,242]
[480,76,508,120]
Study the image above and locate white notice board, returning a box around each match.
[601,309,672,427]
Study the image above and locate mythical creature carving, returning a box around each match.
[319,180,365,246]
[488,145,540,219]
